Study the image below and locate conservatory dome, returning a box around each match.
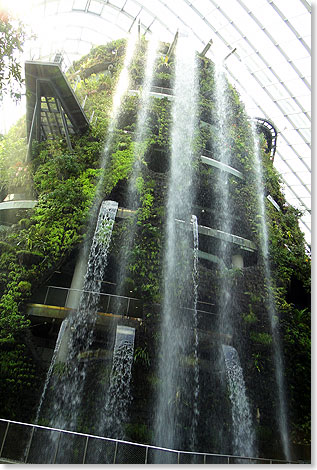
[0,0,311,242]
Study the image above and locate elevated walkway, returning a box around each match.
[176,218,256,253]
[27,285,216,325]
[128,85,173,101]
[201,154,243,179]
[0,194,38,224]
[0,198,37,211]
[25,60,90,158]
[252,117,278,161]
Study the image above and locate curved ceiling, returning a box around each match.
[2,0,311,244]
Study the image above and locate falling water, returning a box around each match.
[213,62,234,336]
[154,36,199,455]
[34,319,68,424]
[191,214,200,451]
[114,36,159,307]
[89,39,159,443]
[252,129,291,460]
[103,326,135,439]
[33,33,137,432]
[222,345,256,458]
[91,34,137,210]
[213,63,256,456]
[31,201,118,464]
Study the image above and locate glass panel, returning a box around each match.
[0,421,8,452]
[46,286,68,307]
[205,454,228,463]
[98,293,111,313]
[147,447,178,464]
[84,437,116,464]
[115,442,147,464]
[273,0,308,18]
[108,295,128,316]
[30,284,48,304]
[72,0,88,11]
[179,452,204,464]
[123,0,143,17]
[54,432,86,464]
[25,427,60,464]
[128,298,142,317]
[290,14,311,40]
[88,0,104,15]
[0,422,32,463]
[109,0,126,9]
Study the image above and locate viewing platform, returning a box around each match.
[25,60,90,157]
[27,285,216,326]
[0,194,37,225]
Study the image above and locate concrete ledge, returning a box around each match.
[0,457,21,464]
[128,89,173,101]
[116,207,136,218]
[198,224,256,252]
[0,200,37,211]
[176,218,256,252]
[198,250,225,266]
[201,155,243,179]
[27,304,142,327]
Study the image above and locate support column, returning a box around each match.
[232,253,244,269]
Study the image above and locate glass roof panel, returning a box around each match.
[110,0,127,8]
[0,0,310,243]
[88,1,104,15]
[123,0,142,17]
[72,0,87,11]
[290,13,311,39]
[270,0,309,18]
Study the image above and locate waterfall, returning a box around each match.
[88,38,159,445]
[191,214,200,451]
[88,34,137,225]
[222,345,256,459]
[153,35,199,455]
[213,63,256,457]
[103,325,135,438]
[114,36,159,309]
[252,129,291,460]
[213,63,234,336]
[34,319,68,424]
[31,201,118,463]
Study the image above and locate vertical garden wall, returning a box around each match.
[0,37,311,460]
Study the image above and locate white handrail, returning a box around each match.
[0,418,297,464]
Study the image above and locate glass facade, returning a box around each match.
[0,0,311,242]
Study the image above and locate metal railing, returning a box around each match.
[29,285,217,321]
[30,285,143,320]
[0,419,297,464]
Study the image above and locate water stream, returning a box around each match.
[213,63,256,457]
[34,319,68,424]
[153,36,199,455]
[213,63,234,336]
[252,128,291,460]
[102,325,136,439]
[191,214,200,451]
[30,200,118,462]
[222,345,256,459]
[114,36,159,310]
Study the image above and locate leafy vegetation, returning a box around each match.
[0,10,28,101]
[0,36,310,451]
